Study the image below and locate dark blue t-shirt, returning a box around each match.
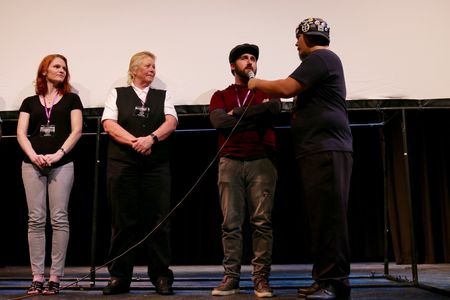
[289,49,353,158]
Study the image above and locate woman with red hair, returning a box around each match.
[17,54,83,295]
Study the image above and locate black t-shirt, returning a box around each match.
[19,92,83,167]
[289,49,353,158]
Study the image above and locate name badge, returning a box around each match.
[40,124,56,137]
[134,106,150,118]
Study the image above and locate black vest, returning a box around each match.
[107,86,171,164]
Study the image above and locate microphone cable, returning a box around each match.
[6,91,257,300]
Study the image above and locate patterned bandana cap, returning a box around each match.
[296,17,330,41]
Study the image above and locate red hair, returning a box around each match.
[35,54,72,96]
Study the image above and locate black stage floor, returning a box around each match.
[1,263,449,300]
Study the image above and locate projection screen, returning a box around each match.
[1,0,449,111]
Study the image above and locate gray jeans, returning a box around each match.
[218,157,277,280]
[22,162,74,277]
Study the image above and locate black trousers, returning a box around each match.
[106,159,173,283]
[298,151,352,291]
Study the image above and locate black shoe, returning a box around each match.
[27,281,44,295]
[306,287,336,300]
[103,278,130,295]
[154,276,174,295]
[43,281,60,295]
[306,286,351,300]
[298,282,320,297]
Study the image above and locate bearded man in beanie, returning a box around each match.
[209,43,281,298]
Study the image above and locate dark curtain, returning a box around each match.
[384,110,450,264]
[1,106,449,266]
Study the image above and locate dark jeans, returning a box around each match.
[106,159,173,283]
[218,157,277,280]
[298,151,352,292]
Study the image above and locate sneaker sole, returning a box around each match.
[254,290,274,298]
[211,288,240,296]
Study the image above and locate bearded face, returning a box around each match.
[232,53,257,80]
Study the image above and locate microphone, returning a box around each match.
[247,71,255,79]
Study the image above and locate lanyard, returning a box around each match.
[44,93,58,125]
[235,87,251,107]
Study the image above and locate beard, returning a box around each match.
[235,66,256,80]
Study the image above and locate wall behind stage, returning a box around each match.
[1,0,450,111]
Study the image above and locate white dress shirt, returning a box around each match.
[101,82,178,122]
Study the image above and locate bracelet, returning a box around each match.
[150,133,159,144]
[59,147,66,155]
